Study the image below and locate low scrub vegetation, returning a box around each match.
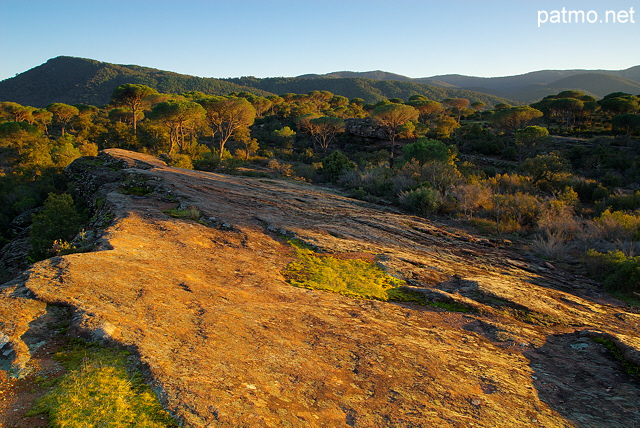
[1,85,640,300]
[586,250,640,293]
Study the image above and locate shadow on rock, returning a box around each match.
[525,332,640,427]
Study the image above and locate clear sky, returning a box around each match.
[1,0,638,81]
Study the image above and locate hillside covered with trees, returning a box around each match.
[1,81,640,300]
[0,57,512,107]
[0,57,272,107]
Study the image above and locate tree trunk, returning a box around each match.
[132,108,137,134]
[389,137,396,169]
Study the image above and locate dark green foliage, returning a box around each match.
[520,152,570,188]
[586,250,640,293]
[320,150,355,181]
[0,121,40,138]
[612,113,640,135]
[403,138,454,165]
[29,193,85,261]
[398,186,442,216]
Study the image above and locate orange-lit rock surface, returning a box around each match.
[1,149,638,427]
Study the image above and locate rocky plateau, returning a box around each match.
[0,149,639,427]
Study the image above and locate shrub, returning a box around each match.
[593,209,640,242]
[531,231,570,261]
[402,138,455,165]
[491,192,540,231]
[398,186,442,216]
[320,150,355,182]
[267,158,295,177]
[30,193,85,261]
[536,198,581,239]
[165,153,193,169]
[586,249,640,293]
[451,182,492,218]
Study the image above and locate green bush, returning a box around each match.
[165,153,193,169]
[29,193,85,261]
[320,150,355,182]
[586,249,640,293]
[402,138,456,165]
[398,186,442,216]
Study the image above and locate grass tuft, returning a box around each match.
[29,343,178,427]
[163,205,201,221]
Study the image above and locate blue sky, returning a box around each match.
[1,0,638,81]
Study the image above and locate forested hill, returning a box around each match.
[0,56,513,107]
[0,56,272,107]
[222,76,512,106]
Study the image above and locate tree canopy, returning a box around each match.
[111,84,158,133]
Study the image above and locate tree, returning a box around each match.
[515,126,549,161]
[0,101,34,122]
[197,96,256,159]
[148,101,205,154]
[550,98,584,128]
[494,103,512,110]
[371,103,418,168]
[47,103,79,136]
[307,116,346,152]
[431,116,459,139]
[470,101,486,112]
[520,152,570,188]
[443,98,470,122]
[247,96,273,117]
[111,84,158,134]
[32,109,53,134]
[406,99,443,124]
[51,138,82,168]
[599,97,639,116]
[491,106,543,132]
[612,113,640,135]
[108,108,143,125]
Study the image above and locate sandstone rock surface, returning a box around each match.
[1,149,639,427]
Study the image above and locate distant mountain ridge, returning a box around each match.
[0,57,512,107]
[0,57,272,107]
[305,67,640,102]
[221,76,511,106]
[1,56,638,108]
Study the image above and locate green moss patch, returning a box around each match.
[29,342,177,427]
[283,240,404,301]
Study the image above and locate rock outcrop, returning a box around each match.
[1,149,639,427]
